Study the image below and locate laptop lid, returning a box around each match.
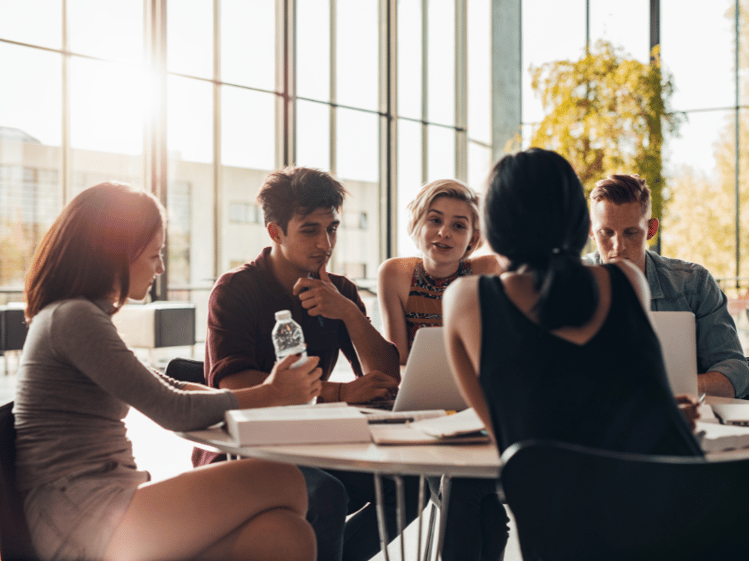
[650,311,699,396]
[392,327,468,412]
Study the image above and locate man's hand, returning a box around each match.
[340,371,399,404]
[674,394,701,431]
[293,264,356,320]
[263,353,322,405]
[697,371,736,398]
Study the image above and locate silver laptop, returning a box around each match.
[650,311,699,396]
[392,327,468,412]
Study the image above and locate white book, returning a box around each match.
[225,404,371,446]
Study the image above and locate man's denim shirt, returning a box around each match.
[583,250,749,398]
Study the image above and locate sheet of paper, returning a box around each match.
[408,408,485,438]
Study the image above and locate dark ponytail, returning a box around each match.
[484,148,598,329]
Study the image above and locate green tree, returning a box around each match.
[529,40,682,225]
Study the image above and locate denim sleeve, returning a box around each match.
[691,271,749,397]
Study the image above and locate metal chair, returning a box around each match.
[0,401,36,560]
[500,439,749,561]
[164,357,206,384]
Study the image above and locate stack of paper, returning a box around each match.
[697,420,749,453]
[369,408,490,445]
[225,404,371,446]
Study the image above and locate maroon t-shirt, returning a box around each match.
[193,247,366,466]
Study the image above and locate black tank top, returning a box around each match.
[478,264,703,457]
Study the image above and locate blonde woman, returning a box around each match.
[377,179,507,561]
[378,179,504,366]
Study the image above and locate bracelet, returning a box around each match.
[337,382,343,402]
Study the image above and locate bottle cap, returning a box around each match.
[274,310,292,321]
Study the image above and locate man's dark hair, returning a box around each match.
[257,167,348,233]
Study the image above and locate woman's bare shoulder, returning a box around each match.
[468,254,504,275]
[378,256,419,278]
[444,275,481,314]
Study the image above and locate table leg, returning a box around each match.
[416,476,427,561]
[395,475,407,560]
[373,473,409,561]
[373,473,391,561]
[434,475,452,560]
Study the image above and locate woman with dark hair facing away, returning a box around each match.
[15,182,320,561]
[378,179,507,561]
[443,148,703,462]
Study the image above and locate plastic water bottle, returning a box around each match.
[272,310,308,368]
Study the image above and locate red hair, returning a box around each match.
[24,182,165,321]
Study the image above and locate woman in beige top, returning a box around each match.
[16,182,321,561]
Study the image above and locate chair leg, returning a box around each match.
[424,502,438,561]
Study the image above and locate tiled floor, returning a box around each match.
[1,352,522,561]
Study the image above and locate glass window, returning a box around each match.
[167,74,214,300]
[296,99,331,170]
[467,0,491,145]
[521,0,586,126]
[70,57,144,157]
[427,125,456,182]
[662,109,734,275]
[336,0,379,111]
[661,0,735,111]
[69,57,144,195]
[0,44,63,290]
[167,75,213,164]
[221,0,276,90]
[588,0,650,63]
[0,0,62,49]
[0,43,62,146]
[67,0,143,64]
[468,141,492,192]
[397,0,423,120]
[167,0,214,79]
[221,86,276,171]
[336,109,380,281]
[296,0,331,102]
[336,107,379,184]
[427,0,455,126]
[335,178,380,282]
[397,118,423,257]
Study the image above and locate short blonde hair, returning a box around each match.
[406,179,482,258]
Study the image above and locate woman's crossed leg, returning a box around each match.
[104,458,316,561]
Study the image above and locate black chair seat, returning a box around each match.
[164,357,206,385]
[1,401,36,560]
[500,439,749,561]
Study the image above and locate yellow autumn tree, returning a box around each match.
[529,40,682,225]
[660,2,749,289]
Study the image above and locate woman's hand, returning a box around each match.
[263,354,323,405]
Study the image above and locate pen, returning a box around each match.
[368,417,414,424]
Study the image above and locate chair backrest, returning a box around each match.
[500,440,749,561]
[164,358,206,385]
[0,401,35,560]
